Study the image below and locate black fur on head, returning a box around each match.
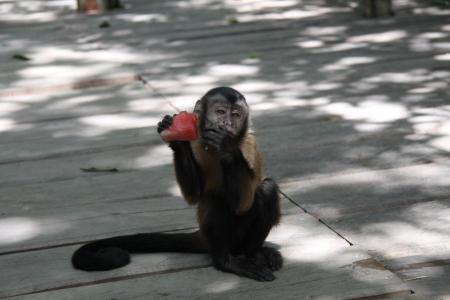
[197,87,249,140]
[201,87,247,105]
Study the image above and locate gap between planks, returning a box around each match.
[342,289,415,300]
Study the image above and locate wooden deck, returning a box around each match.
[1,0,449,299]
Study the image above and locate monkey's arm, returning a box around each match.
[157,115,204,204]
[170,141,204,204]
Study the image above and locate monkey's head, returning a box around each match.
[197,87,249,140]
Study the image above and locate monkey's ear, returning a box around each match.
[193,100,202,114]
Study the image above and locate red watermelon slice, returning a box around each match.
[160,111,198,142]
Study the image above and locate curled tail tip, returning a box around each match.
[72,246,130,271]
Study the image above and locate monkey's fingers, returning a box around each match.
[157,115,174,134]
[162,115,173,127]
[202,129,223,149]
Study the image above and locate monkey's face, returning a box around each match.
[205,98,248,137]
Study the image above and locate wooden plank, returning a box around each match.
[0,165,175,208]
[382,254,450,299]
[281,164,450,284]
[0,213,410,299]
[393,263,450,300]
[281,163,450,219]
[0,195,197,254]
[0,143,173,187]
[325,199,450,260]
[0,193,298,254]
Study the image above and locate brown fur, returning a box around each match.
[187,133,264,217]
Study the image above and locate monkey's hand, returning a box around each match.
[157,115,174,134]
[202,127,238,161]
[157,114,188,150]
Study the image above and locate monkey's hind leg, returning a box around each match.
[241,178,283,271]
[202,199,276,282]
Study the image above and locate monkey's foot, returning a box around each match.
[215,255,275,282]
[258,247,283,271]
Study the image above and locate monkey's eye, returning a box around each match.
[231,111,241,118]
[216,109,226,115]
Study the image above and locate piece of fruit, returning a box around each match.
[160,111,198,142]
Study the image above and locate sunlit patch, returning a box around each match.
[419,32,448,39]
[0,217,41,245]
[236,7,337,22]
[409,87,436,94]
[133,144,172,169]
[410,37,433,52]
[116,13,168,23]
[354,123,388,133]
[410,202,450,226]
[309,97,331,106]
[234,81,278,93]
[0,102,26,117]
[0,119,16,132]
[318,97,409,123]
[297,40,324,48]
[128,98,179,112]
[181,75,217,86]
[435,53,450,61]
[70,114,159,137]
[168,182,182,197]
[30,46,148,64]
[207,64,259,77]
[430,136,450,152]
[349,30,407,43]
[268,218,350,265]
[414,7,450,16]
[81,114,155,127]
[204,277,239,293]
[0,12,58,23]
[46,94,104,110]
[318,42,367,53]
[322,56,376,71]
[251,102,279,111]
[282,236,347,263]
[359,221,446,252]
[303,26,347,36]
[229,0,298,13]
[364,70,429,84]
[310,82,341,91]
[15,64,118,88]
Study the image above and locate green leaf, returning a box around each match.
[228,16,239,25]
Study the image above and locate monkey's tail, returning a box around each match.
[71,231,207,271]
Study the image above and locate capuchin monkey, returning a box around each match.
[72,87,282,281]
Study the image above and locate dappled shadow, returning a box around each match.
[1,0,450,298]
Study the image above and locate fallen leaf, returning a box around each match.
[12,54,31,61]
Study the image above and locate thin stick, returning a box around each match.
[136,75,181,112]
